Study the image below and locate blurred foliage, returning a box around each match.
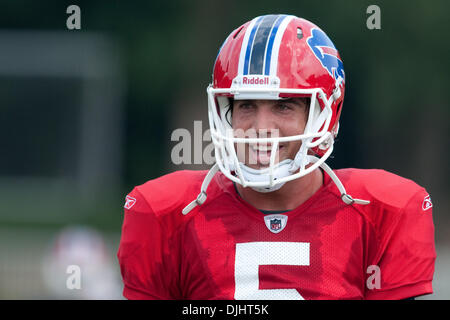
[0,0,448,233]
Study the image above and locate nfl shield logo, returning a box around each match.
[270,219,282,231]
[264,214,288,234]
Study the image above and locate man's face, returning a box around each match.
[231,98,309,169]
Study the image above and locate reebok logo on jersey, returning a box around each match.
[124,195,136,210]
[422,195,432,211]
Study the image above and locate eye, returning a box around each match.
[275,103,293,112]
[237,102,254,110]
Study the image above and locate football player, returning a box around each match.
[118,14,436,300]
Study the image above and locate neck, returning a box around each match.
[235,167,324,211]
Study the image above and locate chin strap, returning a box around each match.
[182,161,370,215]
[182,163,220,215]
[317,160,370,205]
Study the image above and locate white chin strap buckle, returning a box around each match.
[341,194,355,205]
[196,191,207,205]
[341,192,370,205]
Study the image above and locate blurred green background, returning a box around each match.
[0,0,448,299]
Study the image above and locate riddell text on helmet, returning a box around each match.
[242,76,269,85]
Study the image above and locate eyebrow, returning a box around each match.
[279,98,296,103]
[279,98,308,104]
[233,98,309,107]
[236,98,299,104]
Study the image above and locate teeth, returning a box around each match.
[250,144,284,152]
[251,145,272,152]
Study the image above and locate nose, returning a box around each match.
[252,103,278,137]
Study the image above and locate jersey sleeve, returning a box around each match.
[365,188,436,300]
[117,187,181,299]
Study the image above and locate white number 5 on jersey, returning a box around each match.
[234,242,310,300]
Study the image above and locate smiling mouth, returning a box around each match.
[248,144,285,166]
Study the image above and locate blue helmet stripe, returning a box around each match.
[264,15,287,75]
[243,16,264,75]
[248,15,279,75]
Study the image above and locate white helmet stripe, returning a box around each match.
[238,16,263,76]
[267,15,295,77]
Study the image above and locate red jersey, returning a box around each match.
[117,168,436,300]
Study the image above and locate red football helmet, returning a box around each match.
[183,14,369,215]
[207,14,345,192]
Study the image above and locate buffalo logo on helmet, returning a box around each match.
[307,28,345,82]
